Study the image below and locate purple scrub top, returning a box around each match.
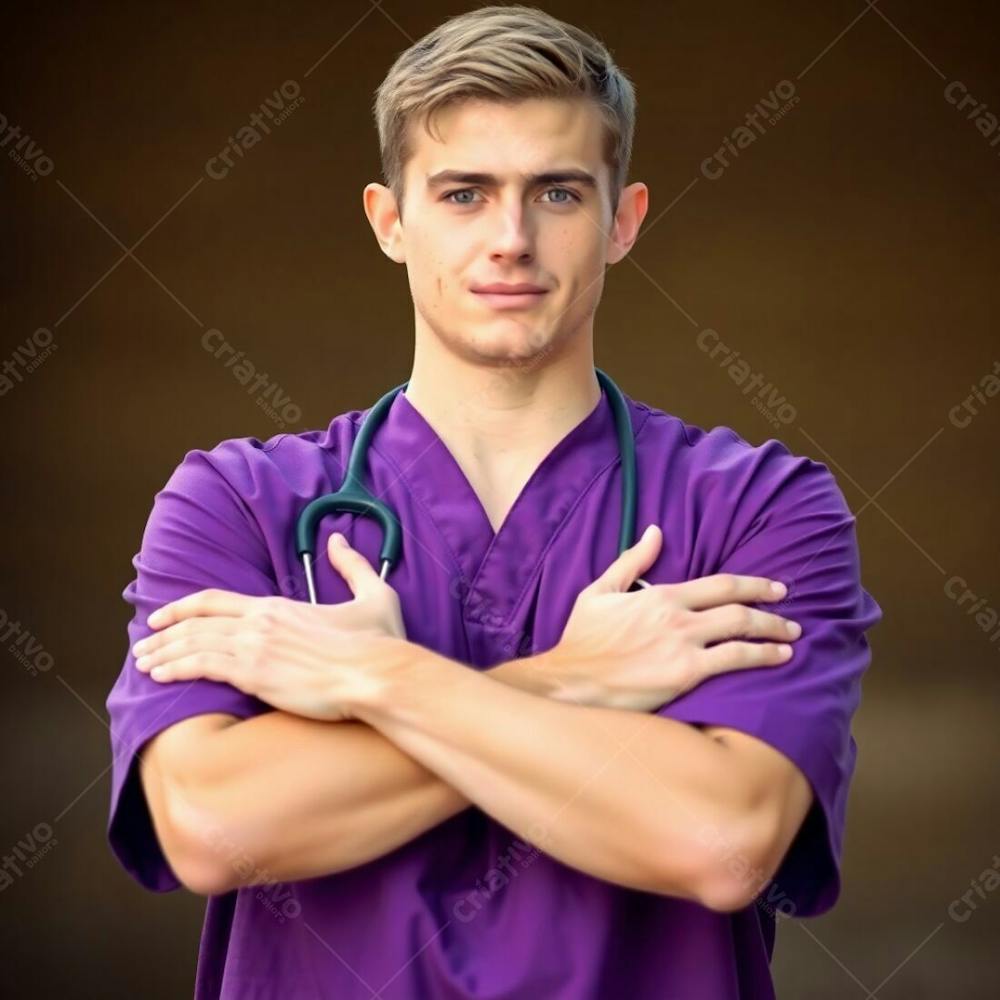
[106,384,882,999]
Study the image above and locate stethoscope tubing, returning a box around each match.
[296,368,649,603]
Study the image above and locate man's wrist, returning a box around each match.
[346,635,452,723]
[489,644,601,707]
[346,637,604,724]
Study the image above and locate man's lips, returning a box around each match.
[471,288,549,309]
[472,283,548,294]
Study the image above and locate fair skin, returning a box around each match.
[133,96,812,909]
[366,96,638,530]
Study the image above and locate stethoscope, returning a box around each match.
[295,367,650,604]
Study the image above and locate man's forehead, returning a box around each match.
[406,97,608,185]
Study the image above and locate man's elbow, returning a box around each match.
[140,713,245,897]
[696,866,760,915]
[141,780,229,895]
[167,790,283,896]
[150,769,241,895]
[172,849,230,897]
[688,813,777,915]
[161,808,235,896]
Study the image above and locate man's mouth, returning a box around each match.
[471,284,549,309]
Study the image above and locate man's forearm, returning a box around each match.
[180,655,572,891]
[352,645,758,909]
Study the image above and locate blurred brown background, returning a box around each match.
[2,1,998,996]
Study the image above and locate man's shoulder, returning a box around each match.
[166,407,366,487]
[631,397,849,520]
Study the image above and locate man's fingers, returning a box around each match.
[134,617,240,659]
[147,589,256,630]
[145,651,242,685]
[327,532,382,598]
[688,605,800,645]
[134,618,241,669]
[699,640,794,675]
[590,524,662,595]
[671,574,788,612]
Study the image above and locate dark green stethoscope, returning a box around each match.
[295,367,650,604]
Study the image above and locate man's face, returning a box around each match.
[385,97,630,369]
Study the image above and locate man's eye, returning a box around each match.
[443,188,481,205]
[540,187,580,204]
[442,187,580,205]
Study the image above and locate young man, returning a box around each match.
[106,5,882,998]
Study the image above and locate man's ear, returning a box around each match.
[606,181,649,266]
[363,183,406,264]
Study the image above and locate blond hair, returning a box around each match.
[373,4,636,219]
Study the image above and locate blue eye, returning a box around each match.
[442,187,581,205]
[541,188,577,204]
[444,189,480,205]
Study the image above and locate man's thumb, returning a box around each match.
[589,524,662,594]
[327,532,379,597]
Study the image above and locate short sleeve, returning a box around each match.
[105,443,278,892]
[657,445,882,918]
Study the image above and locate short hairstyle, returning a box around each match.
[372,4,637,220]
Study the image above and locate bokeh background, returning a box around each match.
[2,1,998,996]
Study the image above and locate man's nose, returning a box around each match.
[489,204,534,262]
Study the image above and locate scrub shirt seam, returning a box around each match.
[358,433,472,587]
[461,399,618,600]
[325,403,657,627]
[499,405,654,626]
[194,447,280,586]
[262,415,470,585]
[632,401,694,448]
[262,433,288,453]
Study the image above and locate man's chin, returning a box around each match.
[460,330,559,369]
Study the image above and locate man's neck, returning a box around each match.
[402,344,602,533]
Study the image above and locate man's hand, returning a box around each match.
[317,531,408,639]
[131,531,408,721]
[549,524,802,711]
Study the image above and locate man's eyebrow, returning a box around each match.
[425,169,598,190]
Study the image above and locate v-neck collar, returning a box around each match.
[369,383,637,625]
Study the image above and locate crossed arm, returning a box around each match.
[141,657,556,893]
[141,640,812,912]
